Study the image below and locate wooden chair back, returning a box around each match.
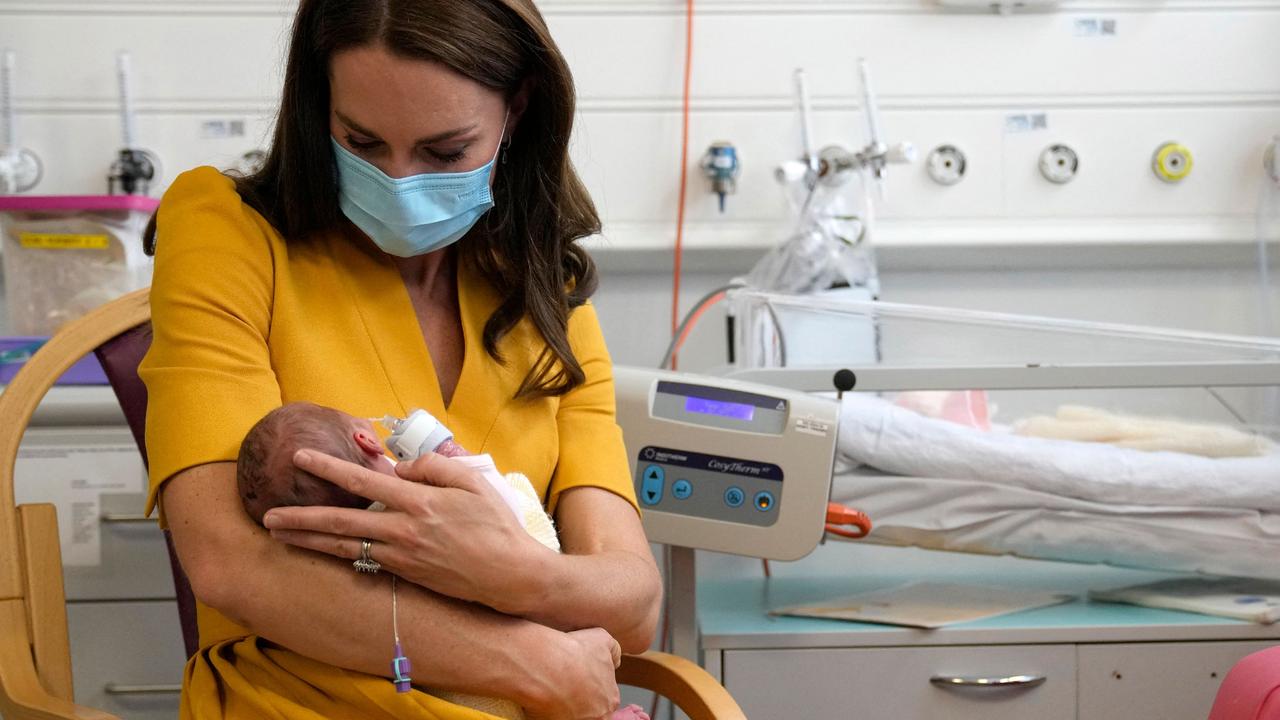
[0,289,148,720]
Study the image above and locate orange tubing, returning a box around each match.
[669,0,695,370]
[825,502,873,539]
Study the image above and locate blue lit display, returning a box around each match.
[684,396,755,421]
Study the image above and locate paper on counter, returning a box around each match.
[1091,577,1280,624]
[770,581,1074,629]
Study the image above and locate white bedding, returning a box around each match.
[838,393,1280,511]
[830,471,1280,580]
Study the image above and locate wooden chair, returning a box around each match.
[0,288,745,720]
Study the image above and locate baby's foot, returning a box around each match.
[433,438,471,458]
[611,704,649,720]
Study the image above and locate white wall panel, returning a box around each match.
[5,9,1280,107]
[557,9,1280,103]
[997,107,1280,218]
[2,14,291,108]
[1,0,1278,248]
[13,113,275,195]
[576,106,1277,222]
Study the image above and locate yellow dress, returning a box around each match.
[139,167,639,719]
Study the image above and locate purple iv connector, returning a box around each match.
[391,642,412,693]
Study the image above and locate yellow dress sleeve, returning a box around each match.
[139,167,282,517]
[545,301,640,516]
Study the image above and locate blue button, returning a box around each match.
[724,486,745,508]
[672,479,692,499]
[641,465,664,506]
[753,491,775,512]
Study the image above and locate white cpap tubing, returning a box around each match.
[117,51,139,150]
[1260,138,1280,338]
[794,68,818,175]
[1,50,15,154]
[1260,138,1280,428]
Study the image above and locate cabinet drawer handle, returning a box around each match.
[103,683,182,695]
[100,513,154,524]
[930,674,1046,689]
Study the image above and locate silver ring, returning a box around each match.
[353,538,381,574]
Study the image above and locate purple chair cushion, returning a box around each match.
[95,323,200,660]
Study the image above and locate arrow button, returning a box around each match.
[641,465,665,506]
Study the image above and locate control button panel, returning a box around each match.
[641,465,664,506]
[633,446,781,527]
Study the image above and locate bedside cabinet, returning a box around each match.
[697,545,1280,719]
[13,390,185,720]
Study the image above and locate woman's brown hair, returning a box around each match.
[145,0,600,398]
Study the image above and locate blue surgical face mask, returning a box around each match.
[331,122,505,258]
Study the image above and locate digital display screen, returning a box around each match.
[654,380,787,434]
[684,396,755,421]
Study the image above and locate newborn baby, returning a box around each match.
[236,402,647,720]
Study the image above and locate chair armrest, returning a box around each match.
[616,651,746,720]
[0,600,120,720]
[0,693,121,720]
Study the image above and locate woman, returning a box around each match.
[139,1,662,718]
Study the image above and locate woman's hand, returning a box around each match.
[262,449,553,608]
[524,628,622,720]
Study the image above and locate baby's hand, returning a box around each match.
[611,704,649,720]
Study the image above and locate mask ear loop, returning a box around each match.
[497,108,512,165]
[487,110,513,233]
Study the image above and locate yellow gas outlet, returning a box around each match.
[1153,142,1193,183]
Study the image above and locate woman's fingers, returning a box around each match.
[291,449,423,509]
[394,452,487,493]
[268,528,362,559]
[269,527,405,571]
[262,503,399,539]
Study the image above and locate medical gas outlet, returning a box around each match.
[1152,142,1193,183]
[783,60,915,192]
[701,141,740,213]
[1039,144,1079,184]
[237,149,267,176]
[926,145,967,186]
[108,52,159,195]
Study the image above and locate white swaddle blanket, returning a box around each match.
[838,393,1280,511]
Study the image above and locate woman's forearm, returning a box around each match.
[508,547,661,654]
[233,544,568,703]
[162,462,568,706]
[496,487,661,654]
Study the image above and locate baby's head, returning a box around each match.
[237,402,394,525]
